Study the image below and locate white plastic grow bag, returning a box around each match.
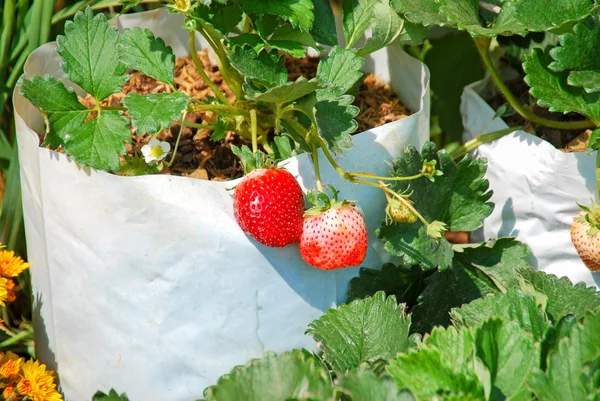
[462,80,599,289]
[15,8,430,401]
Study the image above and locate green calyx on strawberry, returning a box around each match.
[232,145,305,248]
[299,187,368,270]
[422,159,443,182]
[571,201,600,272]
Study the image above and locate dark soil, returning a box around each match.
[485,78,591,151]
[88,49,411,181]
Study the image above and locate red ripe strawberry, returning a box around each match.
[299,202,368,270]
[571,209,600,272]
[233,168,304,247]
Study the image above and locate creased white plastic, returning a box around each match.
[461,79,599,289]
[14,8,430,401]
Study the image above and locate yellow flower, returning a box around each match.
[0,250,30,278]
[0,359,21,379]
[0,278,9,306]
[16,359,62,401]
[2,384,15,399]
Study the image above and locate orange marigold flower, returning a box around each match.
[3,384,15,399]
[0,359,21,379]
[0,278,8,306]
[0,250,30,278]
[17,359,62,401]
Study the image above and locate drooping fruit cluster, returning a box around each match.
[299,202,368,270]
[571,204,600,272]
[386,198,417,224]
[233,168,304,248]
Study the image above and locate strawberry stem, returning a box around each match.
[250,109,258,154]
[165,111,188,167]
[189,31,231,106]
[311,145,324,192]
[474,36,598,131]
[350,171,424,181]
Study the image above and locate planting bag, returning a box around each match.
[14,9,430,401]
[461,80,599,289]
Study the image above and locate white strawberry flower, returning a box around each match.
[141,138,171,164]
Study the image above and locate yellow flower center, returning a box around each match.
[150,146,165,158]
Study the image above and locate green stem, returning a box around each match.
[311,145,324,192]
[474,36,598,131]
[315,135,349,180]
[182,121,214,130]
[261,138,274,155]
[350,171,424,182]
[165,111,187,167]
[189,31,231,105]
[102,105,126,111]
[274,103,282,134]
[50,0,159,25]
[449,126,522,160]
[192,103,248,117]
[0,0,16,83]
[0,328,32,348]
[250,109,258,154]
[39,0,54,44]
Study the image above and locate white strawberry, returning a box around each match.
[571,203,600,272]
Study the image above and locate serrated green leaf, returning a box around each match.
[195,3,244,35]
[387,348,485,400]
[250,77,322,104]
[347,264,430,308]
[229,46,287,88]
[425,31,486,139]
[549,17,600,93]
[270,23,320,50]
[524,49,600,122]
[391,0,447,26]
[528,311,600,401]
[439,0,525,36]
[268,40,306,58]
[122,92,189,135]
[311,0,338,46]
[475,319,538,401]
[315,96,358,153]
[19,75,88,149]
[450,291,550,341]
[393,20,428,46]
[583,356,600,396]
[118,27,175,87]
[56,7,127,101]
[65,110,131,172]
[307,292,411,372]
[228,34,264,53]
[410,239,529,333]
[377,142,493,267]
[271,136,295,160]
[337,370,416,401]
[516,268,600,322]
[422,326,476,373]
[540,314,578,371]
[316,46,364,102]
[237,0,314,32]
[342,0,374,49]
[201,349,335,401]
[92,389,130,401]
[211,119,227,141]
[513,0,597,32]
[357,1,405,56]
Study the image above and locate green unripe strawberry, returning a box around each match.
[386,198,417,224]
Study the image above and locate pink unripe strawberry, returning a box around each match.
[233,168,304,247]
[299,202,368,270]
[571,210,600,272]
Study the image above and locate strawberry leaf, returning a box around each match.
[524,49,600,122]
[56,7,127,102]
[391,0,447,27]
[316,46,364,102]
[357,1,405,56]
[64,110,131,172]
[228,46,288,88]
[588,128,600,151]
[549,17,600,93]
[194,3,243,36]
[528,311,600,401]
[237,0,314,32]
[200,350,335,401]
[122,92,190,135]
[307,292,412,373]
[249,77,323,104]
[393,20,428,46]
[513,0,597,32]
[342,0,374,49]
[311,0,338,46]
[118,27,176,87]
[314,95,359,154]
[92,390,129,401]
[377,142,493,268]
[439,0,525,36]
[19,75,88,149]
[421,325,476,373]
[337,370,416,401]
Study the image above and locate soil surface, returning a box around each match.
[86,50,411,180]
[485,78,591,151]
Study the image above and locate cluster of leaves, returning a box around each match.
[20,0,430,174]
[193,265,600,401]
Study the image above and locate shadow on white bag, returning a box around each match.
[14,9,430,401]
[461,79,600,290]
